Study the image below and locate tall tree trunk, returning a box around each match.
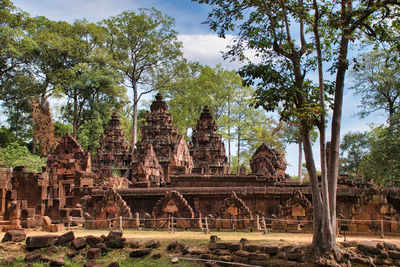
[237,131,241,175]
[298,139,302,183]
[32,136,37,155]
[131,81,138,150]
[313,0,335,253]
[228,101,231,167]
[328,1,350,237]
[73,88,78,139]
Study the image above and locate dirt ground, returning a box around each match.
[3,229,400,247]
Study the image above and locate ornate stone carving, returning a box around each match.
[131,144,164,187]
[94,112,132,179]
[190,106,229,174]
[152,190,194,228]
[273,190,313,231]
[82,188,133,229]
[250,143,288,181]
[132,94,193,186]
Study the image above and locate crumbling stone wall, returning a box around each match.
[0,166,12,219]
[8,166,49,215]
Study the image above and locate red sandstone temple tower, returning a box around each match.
[131,93,193,187]
[94,112,132,179]
[250,143,288,182]
[47,133,92,202]
[190,106,230,174]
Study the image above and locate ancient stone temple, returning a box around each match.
[47,133,92,201]
[94,112,132,179]
[4,91,400,236]
[131,144,164,187]
[131,93,193,186]
[190,106,230,175]
[44,134,93,222]
[250,143,288,182]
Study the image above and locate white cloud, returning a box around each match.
[178,34,261,70]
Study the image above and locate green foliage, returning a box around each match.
[160,61,238,138]
[53,121,73,139]
[160,61,286,169]
[340,120,400,188]
[350,49,400,124]
[102,8,183,145]
[339,131,370,179]
[0,142,45,172]
[0,125,17,148]
[359,120,400,187]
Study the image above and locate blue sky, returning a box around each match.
[11,0,387,175]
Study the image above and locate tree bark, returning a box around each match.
[131,81,138,150]
[237,131,241,175]
[328,1,350,237]
[298,139,302,183]
[73,88,78,139]
[313,0,335,252]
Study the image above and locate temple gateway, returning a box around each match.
[1,93,400,234]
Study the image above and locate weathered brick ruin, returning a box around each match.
[250,143,288,181]
[190,106,230,174]
[1,93,400,236]
[131,93,192,186]
[94,112,131,179]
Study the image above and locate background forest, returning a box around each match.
[1,0,400,188]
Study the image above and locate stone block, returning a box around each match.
[228,243,241,252]
[25,250,42,262]
[243,244,260,252]
[50,258,65,267]
[152,253,161,259]
[261,244,279,254]
[248,253,269,260]
[341,240,358,248]
[129,248,152,258]
[388,250,400,259]
[71,237,86,250]
[384,242,399,251]
[2,230,26,242]
[144,239,160,248]
[45,246,58,256]
[21,208,35,219]
[375,258,393,265]
[26,235,57,250]
[358,241,381,255]
[286,252,303,261]
[86,235,103,247]
[87,248,102,259]
[106,231,122,240]
[95,242,107,253]
[213,249,230,256]
[56,231,75,246]
[105,237,125,249]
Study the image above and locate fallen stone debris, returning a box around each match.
[0,230,399,266]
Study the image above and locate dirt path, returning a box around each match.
[3,229,400,247]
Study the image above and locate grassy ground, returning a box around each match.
[1,229,400,266]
